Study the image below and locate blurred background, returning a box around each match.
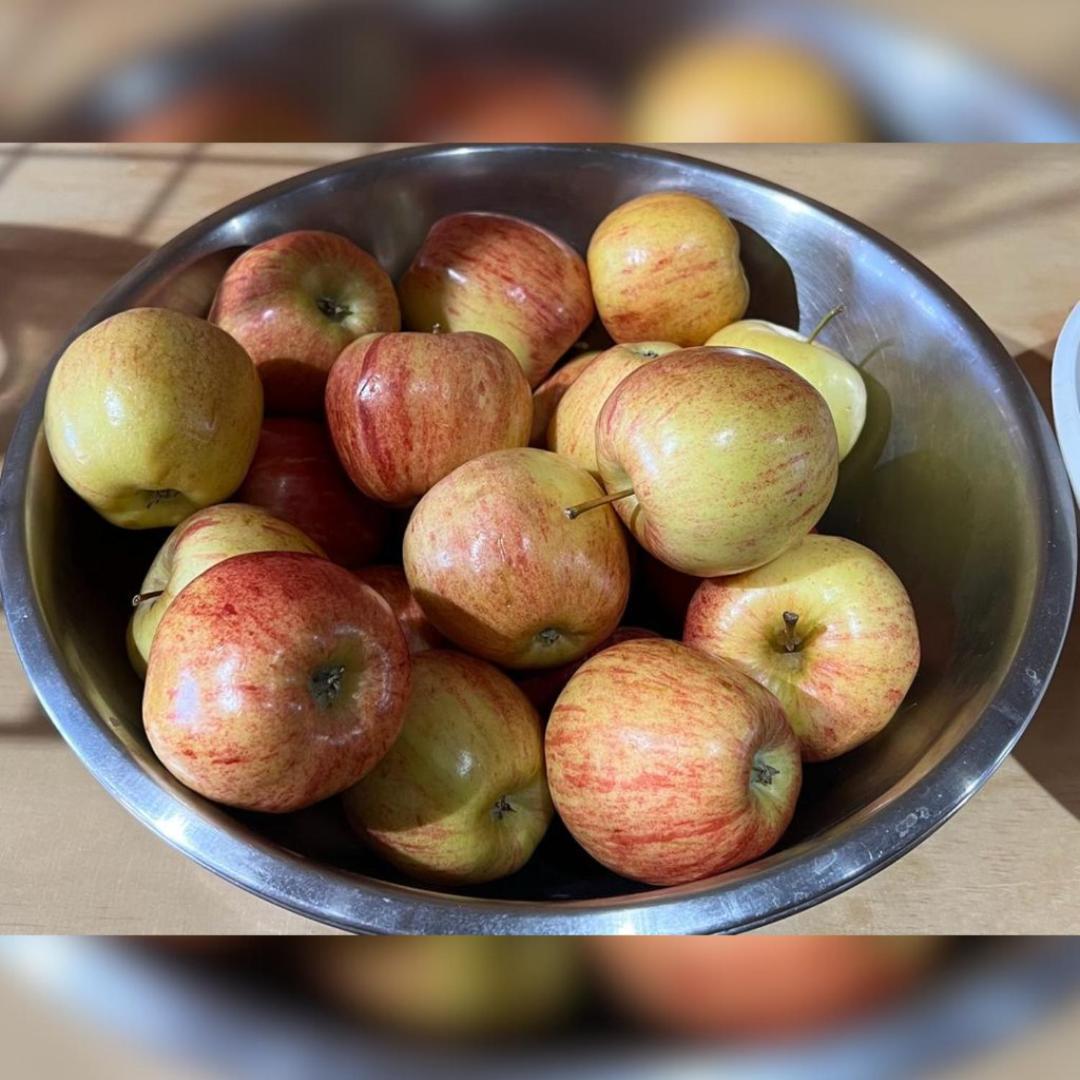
[2,936,1079,1079]
[2,0,1079,142]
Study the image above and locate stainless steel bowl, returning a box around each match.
[0,144,1074,933]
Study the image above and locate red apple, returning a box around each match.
[143,551,410,813]
[209,230,400,414]
[352,565,446,654]
[397,212,595,388]
[325,330,531,506]
[545,638,800,885]
[236,418,389,567]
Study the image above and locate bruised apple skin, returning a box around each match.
[351,565,447,655]
[143,551,410,813]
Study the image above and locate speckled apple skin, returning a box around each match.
[403,448,630,669]
[237,417,389,567]
[129,502,326,677]
[684,534,921,762]
[548,341,679,475]
[210,230,400,414]
[44,307,263,529]
[325,330,532,507]
[596,347,838,577]
[397,212,595,388]
[530,350,599,447]
[587,192,749,346]
[342,650,553,885]
[545,638,801,885]
[352,565,446,655]
[143,551,411,813]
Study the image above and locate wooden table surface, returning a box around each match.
[1,142,1078,934]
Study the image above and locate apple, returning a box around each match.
[587,347,837,576]
[236,417,389,567]
[546,638,800,885]
[707,315,867,459]
[548,341,679,475]
[684,533,920,761]
[143,551,410,813]
[530,349,599,447]
[397,212,595,387]
[516,625,660,716]
[352,565,445,654]
[587,192,748,346]
[209,230,399,415]
[403,448,630,669]
[43,307,263,529]
[127,502,326,677]
[589,936,937,1039]
[325,330,531,506]
[342,650,552,885]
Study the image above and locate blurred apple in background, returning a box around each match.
[127,502,325,677]
[628,35,868,143]
[237,418,389,567]
[593,348,838,576]
[708,316,868,459]
[588,192,748,347]
[343,650,552,885]
[43,307,263,529]
[404,448,630,669]
[529,349,600,448]
[210,230,400,415]
[398,212,594,388]
[325,330,532,507]
[684,534,920,762]
[635,551,702,636]
[546,638,801,885]
[548,341,679,475]
[143,552,410,812]
[352,565,446,654]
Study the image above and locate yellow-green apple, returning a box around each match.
[128,502,325,678]
[548,341,679,474]
[397,212,594,387]
[342,650,552,885]
[403,448,630,669]
[589,347,838,576]
[587,192,748,346]
[545,638,800,885]
[530,349,599,447]
[236,417,389,567]
[143,551,410,812]
[683,533,920,762]
[209,230,399,414]
[43,307,263,529]
[707,318,867,459]
[352,565,446,654]
[589,936,937,1039]
[325,330,531,506]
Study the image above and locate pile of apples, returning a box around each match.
[43,188,919,890]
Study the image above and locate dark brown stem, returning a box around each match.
[132,589,163,608]
[781,610,802,653]
[564,488,634,520]
[807,304,844,344]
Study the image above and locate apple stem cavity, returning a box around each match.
[781,610,803,653]
[807,304,845,344]
[564,487,634,520]
[492,794,517,821]
[310,663,346,709]
[131,589,163,608]
[316,296,351,323]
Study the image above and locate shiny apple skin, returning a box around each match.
[352,565,446,654]
[143,551,411,813]
[342,650,553,885]
[325,330,531,507]
[530,350,599,447]
[397,212,595,388]
[209,230,400,414]
[545,638,801,885]
[237,418,389,567]
[403,448,630,669]
[684,534,921,761]
[597,347,838,576]
[587,192,749,346]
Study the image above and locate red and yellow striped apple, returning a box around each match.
[530,349,600,447]
[352,565,446,655]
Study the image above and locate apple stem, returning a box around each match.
[807,304,845,344]
[564,488,634,520]
[131,590,163,608]
[781,610,802,653]
[431,322,443,334]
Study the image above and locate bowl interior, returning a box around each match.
[8,145,1071,925]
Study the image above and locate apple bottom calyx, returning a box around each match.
[309,662,347,709]
[145,488,181,508]
[316,296,352,323]
[752,757,781,786]
[492,794,517,821]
